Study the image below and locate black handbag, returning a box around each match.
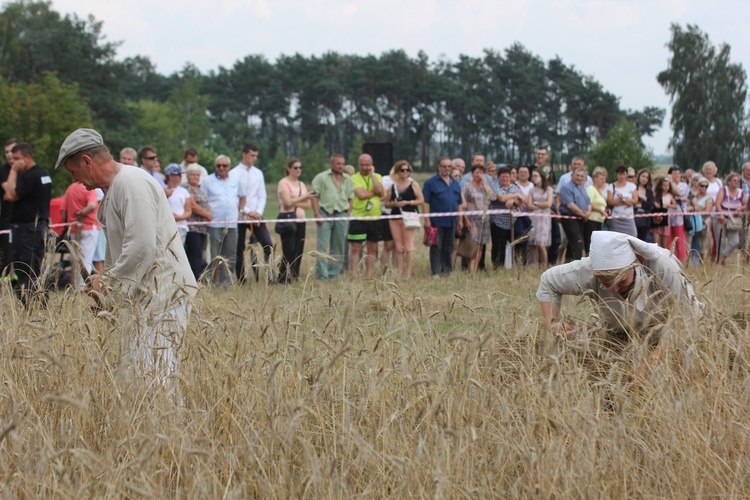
[275,181,302,235]
[652,206,668,227]
[513,214,532,236]
[275,211,296,235]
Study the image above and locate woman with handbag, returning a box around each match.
[277,158,314,283]
[714,172,748,265]
[461,165,495,272]
[691,176,714,262]
[384,161,424,279]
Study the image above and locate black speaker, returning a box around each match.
[362,143,393,176]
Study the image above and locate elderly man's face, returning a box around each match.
[471,155,485,167]
[453,159,466,173]
[743,163,750,180]
[64,156,98,190]
[571,158,584,171]
[572,169,586,185]
[358,155,374,175]
[120,152,136,166]
[215,159,231,179]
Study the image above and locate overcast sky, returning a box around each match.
[52,0,750,157]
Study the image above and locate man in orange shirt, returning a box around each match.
[60,181,100,290]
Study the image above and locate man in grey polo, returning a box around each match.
[311,153,353,280]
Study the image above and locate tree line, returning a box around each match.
[0,2,746,194]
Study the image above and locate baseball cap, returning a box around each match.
[54,128,104,170]
[164,164,182,176]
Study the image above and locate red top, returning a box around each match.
[61,182,100,230]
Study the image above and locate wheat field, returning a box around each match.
[0,238,749,498]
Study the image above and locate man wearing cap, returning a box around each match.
[537,231,701,343]
[55,128,196,378]
[2,142,52,306]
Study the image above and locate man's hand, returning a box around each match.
[550,321,578,339]
[246,211,262,220]
[314,212,323,226]
[86,273,103,293]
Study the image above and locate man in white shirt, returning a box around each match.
[229,143,273,284]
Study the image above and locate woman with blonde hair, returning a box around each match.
[690,175,714,262]
[585,167,609,254]
[384,160,424,279]
[703,160,723,256]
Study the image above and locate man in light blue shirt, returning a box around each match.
[202,154,245,286]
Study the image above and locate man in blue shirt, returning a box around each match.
[202,154,245,286]
[558,167,591,262]
[423,157,465,278]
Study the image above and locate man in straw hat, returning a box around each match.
[537,231,702,340]
[55,128,196,379]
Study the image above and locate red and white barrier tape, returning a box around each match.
[0,209,744,235]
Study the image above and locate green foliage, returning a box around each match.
[299,139,328,183]
[347,134,364,167]
[127,65,211,165]
[0,72,91,194]
[586,119,654,178]
[0,1,669,190]
[658,24,748,173]
[266,148,289,184]
[0,1,130,136]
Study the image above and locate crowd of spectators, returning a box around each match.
[3,142,749,297]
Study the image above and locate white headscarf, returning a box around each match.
[589,231,665,271]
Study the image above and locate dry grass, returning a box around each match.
[1,240,749,498]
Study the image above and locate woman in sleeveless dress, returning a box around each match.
[384,160,424,279]
[527,168,553,267]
